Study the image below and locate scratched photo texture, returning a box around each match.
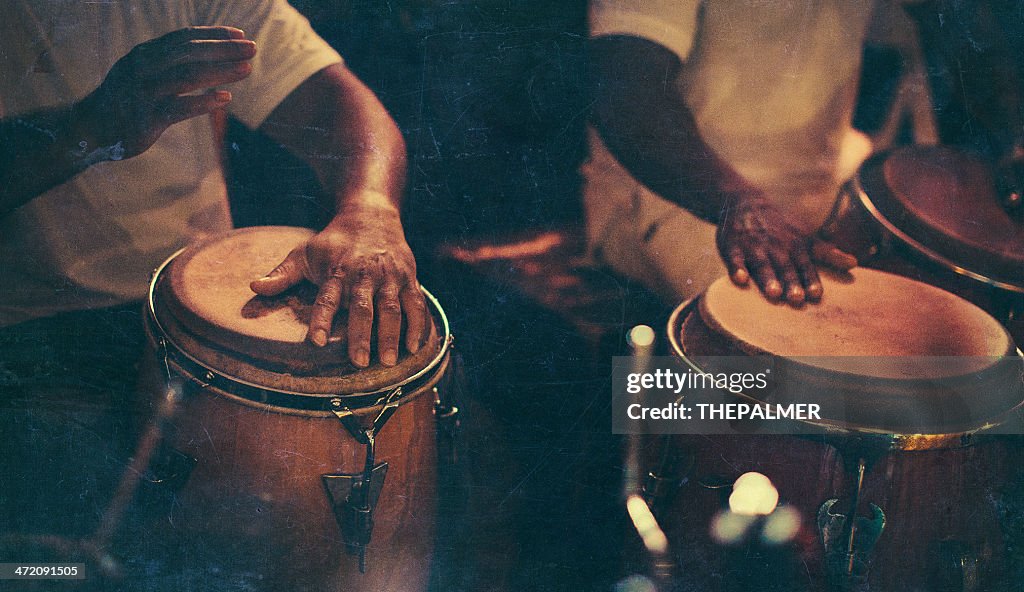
[3,1,1024,592]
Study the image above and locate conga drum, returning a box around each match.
[137,226,452,592]
[855,145,1024,339]
[654,268,1024,592]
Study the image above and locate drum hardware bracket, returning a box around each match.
[817,499,886,590]
[433,386,460,462]
[322,462,389,574]
[433,347,463,467]
[818,456,887,590]
[322,389,403,573]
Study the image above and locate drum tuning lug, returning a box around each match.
[817,498,886,589]
[433,384,459,421]
[191,370,217,390]
[322,462,389,573]
[435,404,460,421]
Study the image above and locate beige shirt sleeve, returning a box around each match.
[589,0,702,61]
[196,0,344,129]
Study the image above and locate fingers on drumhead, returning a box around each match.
[375,283,403,367]
[308,277,345,348]
[250,248,306,296]
[725,245,751,286]
[347,276,376,368]
[401,284,426,354]
[811,240,857,271]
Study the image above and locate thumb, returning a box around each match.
[250,248,307,296]
[810,238,858,271]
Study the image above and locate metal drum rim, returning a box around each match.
[147,244,453,411]
[852,163,1024,294]
[665,295,1024,450]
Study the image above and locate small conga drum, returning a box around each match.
[655,268,1024,592]
[138,226,452,592]
[856,145,1024,338]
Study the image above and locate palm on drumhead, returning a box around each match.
[716,192,857,306]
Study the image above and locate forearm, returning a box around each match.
[0,105,109,216]
[589,36,758,223]
[255,64,419,365]
[262,64,407,221]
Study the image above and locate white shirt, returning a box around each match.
[0,0,342,326]
[587,0,875,233]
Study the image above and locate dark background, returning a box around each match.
[219,2,1024,590]
[4,1,1024,590]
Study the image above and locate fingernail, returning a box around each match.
[786,286,805,305]
[807,283,823,301]
[355,349,370,368]
[407,338,421,353]
[311,329,327,347]
[382,350,398,366]
[214,90,232,103]
[226,27,246,38]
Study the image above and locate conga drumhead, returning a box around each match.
[152,226,442,397]
[859,145,1024,288]
[683,269,1021,432]
[699,268,1014,376]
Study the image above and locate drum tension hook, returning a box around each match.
[817,458,886,591]
[322,388,403,573]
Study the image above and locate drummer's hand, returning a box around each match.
[250,196,426,368]
[995,145,1024,216]
[716,191,857,305]
[74,26,255,160]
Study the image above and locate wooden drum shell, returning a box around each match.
[139,349,441,592]
[646,431,1018,592]
[135,227,451,592]
[650,280,1024,592]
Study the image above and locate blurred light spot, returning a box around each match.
[761,505,801,545]
[628,325,656,349]
[626,495,668,554]
[729,472,779,516]
[710,509,756,545]
[615,574,657,592]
